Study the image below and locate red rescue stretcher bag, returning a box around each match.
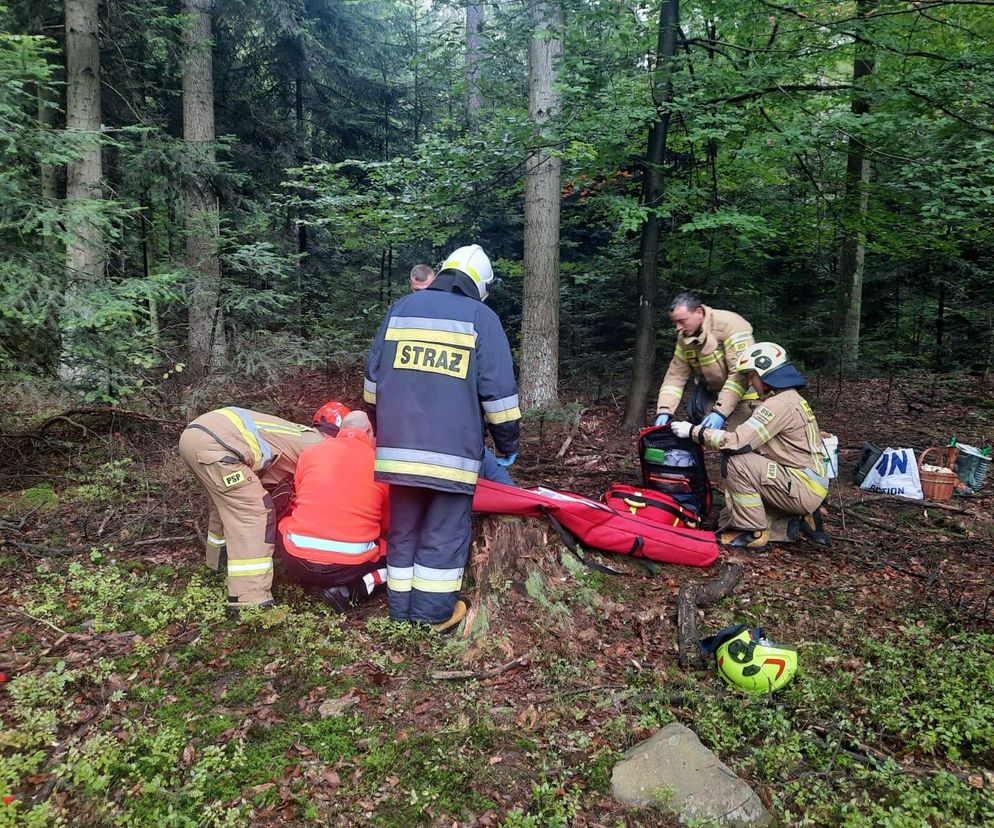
[472,479,718,568]
[638,424,713,519]
[602,483,702,528]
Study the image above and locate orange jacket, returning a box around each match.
[278,428,389,565]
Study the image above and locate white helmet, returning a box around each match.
[736,342,789,377]
[439,244,494,300]
[736,342,807,389]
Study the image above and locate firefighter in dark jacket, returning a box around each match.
[364,244,520,630]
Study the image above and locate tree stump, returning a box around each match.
[469,513,552,603]
[676,563,744,669]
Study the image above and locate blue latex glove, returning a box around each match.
[654,413,671,427]
[701,412,726,430]
[495,451,517,468]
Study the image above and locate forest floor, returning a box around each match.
[1,370,993,827]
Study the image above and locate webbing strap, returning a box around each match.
[540,508,627,577]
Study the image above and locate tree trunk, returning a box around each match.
[64,0,105,374]
[183,0,225,375]
[836,0,875,376]
[621,0,679,430]
[519,0,563,410]
[465,0,485,125]
[38,81,59,200]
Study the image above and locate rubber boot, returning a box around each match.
[432,596,471,636]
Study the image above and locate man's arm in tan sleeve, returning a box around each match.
[655,345,692,416]
[713,328,755,418]
[695,394,788,453]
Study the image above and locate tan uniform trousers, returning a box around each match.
[721,452,826,542]
[178,427,277,606]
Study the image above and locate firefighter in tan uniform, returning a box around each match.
[671,342,831,551]
[654,293,758,432]
[178,407,324,608]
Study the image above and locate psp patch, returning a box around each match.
[222,470,245,488]
[766,463,778,480]
[800,400,816,421]
[393,341,470,379]
[754,406,777,425]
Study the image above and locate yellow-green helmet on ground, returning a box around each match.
[706,625,798,694]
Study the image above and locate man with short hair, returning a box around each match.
[278,411,389,611]
[670,342,830,551]
[409,264,435,291]
[654,293,756,431]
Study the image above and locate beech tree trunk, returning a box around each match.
[465,1,485,124]
[519,0,562,410]
[64,0,105,360]
[621,0,679,430]
[183,0,226,375]
[836,0,875,376]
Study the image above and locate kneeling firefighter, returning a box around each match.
[178,407,325,608]
[364,244,520,630]
[670,342,830,551]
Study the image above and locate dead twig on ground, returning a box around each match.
[432,652,533,682]
[11,607,69,636]
[855,493,969,514]
[555,409,585,459]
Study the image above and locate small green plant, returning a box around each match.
[502,779,582,828]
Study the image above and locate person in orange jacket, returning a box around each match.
[278,410,389,611]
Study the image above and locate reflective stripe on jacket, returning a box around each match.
[656,306,755,419]
[364,272,520,494]
[278,427,388,565]
[184,408,323,481]
[699,388,828,496]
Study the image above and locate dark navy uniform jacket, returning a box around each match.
[364,272,521,495]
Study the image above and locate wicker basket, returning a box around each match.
[918,446,958,502]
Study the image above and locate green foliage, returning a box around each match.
[686,620,994,826]
[502,779,582,828]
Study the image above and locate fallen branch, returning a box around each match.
[856,493,969,514]
[123,535,197,548]
[11,607,69,636]
[677,563,745,669]
[34,407,185,435]
[432,652,533,682]
[555,409,585,459]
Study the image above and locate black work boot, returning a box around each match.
[319,586,352,614]
[799,509,831,547]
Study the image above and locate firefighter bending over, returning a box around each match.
[670,342,831,551]
[278,409,389,612]
[178,407,324,609]
[654,293,757,431]
[365,244,520,632]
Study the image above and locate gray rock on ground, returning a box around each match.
[611,722,772,828]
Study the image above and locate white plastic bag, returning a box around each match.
[859,447,923,500]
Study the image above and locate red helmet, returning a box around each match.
[313,401,350,435]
